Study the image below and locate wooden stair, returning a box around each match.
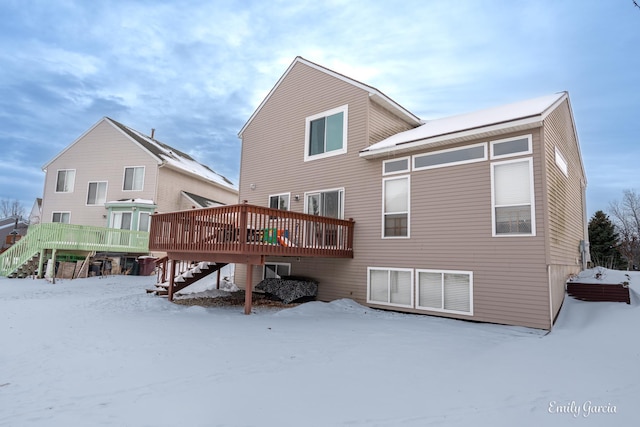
[7,254,41,278]
[147,261,228,296]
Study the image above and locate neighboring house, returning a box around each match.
[1,117,238,278]
[40,117,238,230]
[28,198,42,225]
[0,216,29,253]
[232,57,588,330]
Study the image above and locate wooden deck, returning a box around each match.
[148,203,355,312]
[149,202,354,262]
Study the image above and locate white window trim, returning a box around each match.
[110,211,133,230]
[86,181,108,206]
[382,156,411,176]
[55,169,76,193]
[490,135,532,160]
[413,142,487,171]
[123,166,145,192]
[490,157,536,237]
[304,104,348,162]
[51,211,71,223]
[382,175,410,239]
[138,211,151,232]
[366,267,414,309]
[415,269,474,316]
[263,262,291,279]
[554,147,568,177]
[268,192,291,210]
[303,187,345,219]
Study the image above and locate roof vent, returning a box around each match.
[151,128,155,139]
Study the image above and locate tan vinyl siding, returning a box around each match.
[156,167,238,213]
[544,100,585,265]
[542,99,586,321]
[239,61,370,215]
[41,120,159,227]
[237,61,586,329]
[368,101,417,145]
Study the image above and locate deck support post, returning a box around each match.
[244,263,253,315]
[168,259,176,302]
[37,250,46,279]
[51,249,57,284]
[216,266,221,290]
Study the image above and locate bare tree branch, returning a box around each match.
[609,189,640,269]
[0,199,26,219]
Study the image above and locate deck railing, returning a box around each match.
[149,203,354,258]
[0,223,149,276]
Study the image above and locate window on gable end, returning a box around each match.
[304,105,348,161]
[87,181,108,206]
[56,170,75,193]
[555,147,568,177]
[123,167,144,191]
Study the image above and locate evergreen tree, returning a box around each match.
[588,210,625,269]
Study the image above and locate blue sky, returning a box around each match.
[1,0,638,218]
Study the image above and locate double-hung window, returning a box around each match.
[123,167,144,191]
[56,169,75,193]
[383,176,410,238]
[305,105,348,161]
[87,181,108,206]
[491,158,535,236]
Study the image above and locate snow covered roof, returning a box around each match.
[360,92,568,158]
[181,191,225,208]
[238,56,422,137]
[106,118,237,191]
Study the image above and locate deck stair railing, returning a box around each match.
[0,223,149,277]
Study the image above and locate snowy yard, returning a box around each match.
[1,271,639,426]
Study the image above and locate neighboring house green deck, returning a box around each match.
[0,223,149,277]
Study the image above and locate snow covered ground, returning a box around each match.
[1,269,639,426]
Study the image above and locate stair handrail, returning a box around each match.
[0,223,151,277]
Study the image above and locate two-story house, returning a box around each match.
[232,57,587,330]
[41,117,238,228]
[0,117,238,278]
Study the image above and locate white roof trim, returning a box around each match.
[238,57,421,137]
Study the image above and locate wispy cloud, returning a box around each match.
[0,0,638,214]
